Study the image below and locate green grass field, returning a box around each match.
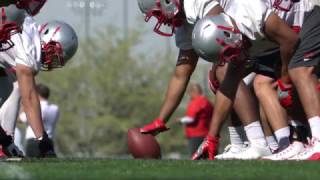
[1,158,319,179]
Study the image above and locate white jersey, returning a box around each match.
[20,100,60,139]
[0,15,41,72]
[270,0,314,28]
[176,0,315,50]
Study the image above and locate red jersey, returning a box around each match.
[184,95,213,138]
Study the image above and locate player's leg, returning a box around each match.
[207,66,247,160]
[259,105,278,152]
[286,7,320,160]
[210,63,270,160]
[254,74,307,160]
[0,81,20,135]
[0,70,23,157]
[215,111,247,160]
[254,75,290,148]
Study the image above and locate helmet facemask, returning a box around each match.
[143,0,183,36]
[16,0,47,16]
[41,40,64,71]
[215,26,246,64]
[0,6,24,51]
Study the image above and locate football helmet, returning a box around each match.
[39,21,78,70]
[137,0,183,36]
[0,4,26,51]
[16,0,46,16]
[192,13,249,64]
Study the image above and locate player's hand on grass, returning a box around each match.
[38,133,56,158]
[192,135,219,160]
[140,118,169,136]
[276,79,293,107]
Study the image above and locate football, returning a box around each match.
[127,128,161,159]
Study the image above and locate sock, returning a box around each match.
[309,116,320,139]
[274,127,290,148]
[266,136,278,150]
[274,127,290,142]
[244,121,267,147]
[228,126,244,146]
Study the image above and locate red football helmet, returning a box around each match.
[137,0,184,36]
[16,0,46,16]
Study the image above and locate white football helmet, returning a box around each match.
[192,13,250,64]
[39,21,78,70]
[137,0,183,36]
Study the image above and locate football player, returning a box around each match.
[137,0,297,160]
[0,1,78,157]
[192,0,320,160]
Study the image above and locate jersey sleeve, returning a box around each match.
[183,0,220,24]
[14,15,41,72]
[175,22,194,50]
[218,0,272,40]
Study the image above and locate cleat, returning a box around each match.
[215,143,248,160]
[289,137,320,161]
[234,143,272,160]
[262,141,304,160]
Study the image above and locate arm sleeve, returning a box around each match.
[184,0,220,24]
[180,116,195,124]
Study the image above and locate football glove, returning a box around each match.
[192,135,219,160]
[277,79,293,107]
[140,118,169,136]
[3,143,24,157]
[38,132,56,158]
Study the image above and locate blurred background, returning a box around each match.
[26,0,219,158]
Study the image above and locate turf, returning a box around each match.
[0,158,319,180]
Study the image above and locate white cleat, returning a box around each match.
[289,138,320,161]
[262,141,305,161]
[215,144,248,160]
[234,144,272,160]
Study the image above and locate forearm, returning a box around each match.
[20,83,43,138]
[16,65,44,138]
[209,91,233,136]
[159,73,190,122]
[158,49,198,122]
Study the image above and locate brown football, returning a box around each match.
[127,128,161,159]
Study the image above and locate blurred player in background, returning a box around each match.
[176,83,213,156]
[20,84,60,157]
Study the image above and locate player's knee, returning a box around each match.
[289,66,314,85]
[253,75,273,98]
